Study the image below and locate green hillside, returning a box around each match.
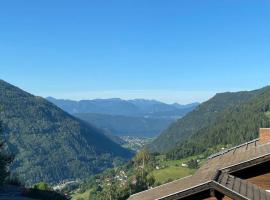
[148,89,259,153]
[0,80,133,186]
[166,86,270,159]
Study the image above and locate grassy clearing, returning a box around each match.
[265,111,270,120]
[150,155,202,184]
[151,166,195,184]
[71,189,90,200]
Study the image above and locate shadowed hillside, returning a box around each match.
[0,80,133,186]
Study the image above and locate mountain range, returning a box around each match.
[0,80,132,186]
[47,97,199,137]
[46,97,198,117]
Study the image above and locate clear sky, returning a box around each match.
[1,0,270,103]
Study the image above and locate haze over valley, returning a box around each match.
[46,97,198,150]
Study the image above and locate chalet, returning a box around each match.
[129,128,270,200]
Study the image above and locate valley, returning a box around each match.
[69,86,270,199]
[1,80,270,200]
[47,97,198,138]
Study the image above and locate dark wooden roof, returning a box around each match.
[129,139,270,200]
[216,172,270,200]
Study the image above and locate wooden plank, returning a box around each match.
[259,189,267,200]
[246,182,254,199]
[239,179,247,197]
[164,182,211,200]
[226,175,234,189]
[233,178,241,193]
[220,173,229,186]
[266,191,270,200]
[253,185,260,200]
[213,182,248,200]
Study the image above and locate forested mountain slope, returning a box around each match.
[148,88,262,153]
[166,86,270,159]
[0,80,133,186]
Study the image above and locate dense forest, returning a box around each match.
[158,86,270,160]
[148,89,259,153]
[0,80,133,186]
[0,123,13,186]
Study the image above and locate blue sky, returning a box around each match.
[1,0,270,103]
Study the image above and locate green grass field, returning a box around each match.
[150,155,203,184]
[151,166,195,184]
[265,111,270,120]
[71,189,90,200]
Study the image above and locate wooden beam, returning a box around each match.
[223,154,270,174]
[231,160,270,179]
[211,182,249,200]
[161,182,212,200]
